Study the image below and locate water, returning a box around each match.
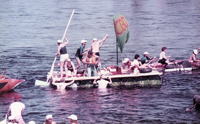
[0,0,200,123]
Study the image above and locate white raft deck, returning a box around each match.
[50,70,163,82]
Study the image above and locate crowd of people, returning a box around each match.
[4,94,78,124]
[55,35,108,79]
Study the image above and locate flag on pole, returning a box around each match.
[112,13,130,52]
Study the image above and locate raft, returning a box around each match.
[50,70,162,89]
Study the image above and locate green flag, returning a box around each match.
[112,13,130,52]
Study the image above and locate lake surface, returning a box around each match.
[0,0,200,123]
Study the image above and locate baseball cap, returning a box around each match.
[28,121,36,124]
[193,49,198,54]
[46,115,53,120]
[93,38,97,41]
[68,114,78,120]
[57,40,62,43]
[81,40,87,43]
[123,58,129,63]
[143,52,149,55]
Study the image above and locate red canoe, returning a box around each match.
[0,79,24,92]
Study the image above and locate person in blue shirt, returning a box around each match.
[141,52,155,64]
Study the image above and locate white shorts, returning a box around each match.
[60,54,69,62]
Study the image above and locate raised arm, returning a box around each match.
[63,37,69,46]
[107,77,112,84]
[98,34,108,43]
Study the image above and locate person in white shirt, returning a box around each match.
[7,94,25,124]
[93,74,112,88]
[131,54,142,75]
[158,47,170,65]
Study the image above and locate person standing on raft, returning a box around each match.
[75,40,89,69]
[88,35,108,65]
[55,37,69,79]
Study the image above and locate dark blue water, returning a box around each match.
[0,0,200,123]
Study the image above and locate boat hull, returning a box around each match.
[0,79,24,92]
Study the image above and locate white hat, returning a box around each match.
[46,115,53,120]
[123,58,129,63]
[28,121,36,124]
[57,40,62,43]
[81,40,87,43]
[68,114,78,120]
[8,116,15,120]
[143,52,149,55]
[93,38,97,41]
[193,49,198,54]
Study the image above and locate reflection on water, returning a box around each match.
[0,0,200,123]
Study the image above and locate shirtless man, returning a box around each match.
[90,35,108,65]
[189,49,200,62]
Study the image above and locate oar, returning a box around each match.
[0,69,6,79]
[186,102,198,111]
[35,10,75,86]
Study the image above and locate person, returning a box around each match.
[141,52,155,64]
[66,58,77,77]
[52,79,75,90]
[83,50,97,77]
[7,94,25,124]
[93,74,112,88]
[68,114,78,124]
[122,58,132,70]
[88,35,108,65]
[8,116,17,124]
[189,49,200,62]
[43,115,57,124]
[130,54,142,75]
[158,47,170,65]
[55,37,69,79]
[75,40,88,69]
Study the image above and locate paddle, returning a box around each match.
[35,10,75,86]
[0,69,6,79]
[186,102,198,112]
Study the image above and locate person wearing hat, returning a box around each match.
[44,115,57,124]
[89,35,108,65]
[75,39,89,69]
[66,58,77,77]
[28,121,36,124]
[141,52,155,64]
[7,94,25,124]
[189,49,200,62]
[93,74,112,88]
[122,58,132,71]
[68,114,78,124]
[55,37,69,79]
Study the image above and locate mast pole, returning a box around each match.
[116,40,118,66]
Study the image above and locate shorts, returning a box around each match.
[95,52,100,56]
[60,54,69,62]
[75,56,83,60]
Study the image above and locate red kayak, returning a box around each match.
[0,78,24,92]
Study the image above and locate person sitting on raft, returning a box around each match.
[52,79,75,90]
[55,37,69,80]
[93,74,112,88]
[66,58,77,77]
[75,40,89,69]
[189,49,200,63]
[130,54,142,75]
[158,47,170,65]
[141,52,155,64]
